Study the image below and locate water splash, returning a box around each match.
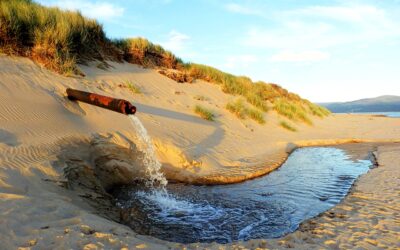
[115,147,372,243]
[136,190,226,223]
[128,115,168,187]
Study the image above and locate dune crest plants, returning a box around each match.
[0,0,330,124]
[226,99,266,124]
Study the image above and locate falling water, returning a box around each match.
[126,115,206,230]
[128,115,168,187]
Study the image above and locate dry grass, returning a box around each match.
[280,121,297,132]
[194,105,215,121]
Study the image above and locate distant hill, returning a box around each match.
[320,95,400,113]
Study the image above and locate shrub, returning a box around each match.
[194,105,215,121]
[280,121,297,132]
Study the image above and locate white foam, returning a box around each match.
[136,190,225,224]
[128,115,168,187]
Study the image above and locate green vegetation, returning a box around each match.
[246,92,269,112]
[0,0,330,125]
[0,0,181,74]
[273,99,312,125]
[226,99,247,119]
[0,0,119,75]
[306,100,331,117]
[125,81,141,94]
[194,105,215,121]
[247,108,265,125]
[113,37,183,69]
[186,64,251,96]
[226,99,265,124]
[184,63,327,124]
[279,121,297,132]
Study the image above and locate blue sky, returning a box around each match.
[37,0,400,102]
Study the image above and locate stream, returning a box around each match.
[113,144,372,243]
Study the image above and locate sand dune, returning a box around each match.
[0,55,399,248]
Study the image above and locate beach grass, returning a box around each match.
[247,108,265,124]
[280,121,297,132]
[246,92,269,112]
[307,101,331,117]
[226,99,247,119]
[226,99,265,124]
[184,63,327,125]
[125,81,142,94]
[113,37,183,69]
[273,99,313,125]
[194,105,215,121]
[0,0,329,124]
[0,0,118,75]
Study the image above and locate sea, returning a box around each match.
[347,112,400,118]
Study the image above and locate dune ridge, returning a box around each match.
[1,0,330,129]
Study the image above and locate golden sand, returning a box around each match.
[0,55,399,249]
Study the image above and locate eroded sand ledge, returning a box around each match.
[1,55,400,248]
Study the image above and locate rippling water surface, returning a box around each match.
[114,147,372,243]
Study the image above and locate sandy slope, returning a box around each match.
[79,59,400,184]
[0,55,399,249]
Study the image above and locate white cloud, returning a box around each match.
[223,55,258,69]
[39,0,124,20]
[224,3,263,16]
[161,30,190,52]
[291,5,387,23]
[243,4,400,51]
[270,51,330,62]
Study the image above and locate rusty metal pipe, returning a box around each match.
[66,88,136,115]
